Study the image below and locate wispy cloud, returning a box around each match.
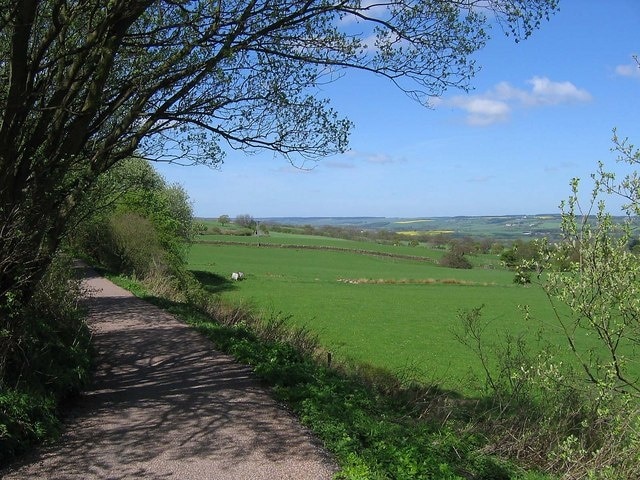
[437,77,592,126]
[615,61,640,79]
[324,150,404,168]
[467,175,495,184]
[325,160,356,169]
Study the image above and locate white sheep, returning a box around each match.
[231,272,245,281]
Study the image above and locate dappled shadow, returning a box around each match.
[72,259,103,280]
[190,269,237,294]
[2,275,336,479]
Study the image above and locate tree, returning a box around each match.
[235,214,257,230]
[500,239,541,268]
[439,243,473,269]
[0,1,558,321]
[543,130,640,396]
[218,215,231,226]
[73,158,194,276]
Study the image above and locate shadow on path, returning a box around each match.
[3,269,337,480]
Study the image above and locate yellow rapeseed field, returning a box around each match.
[397,230,454,235]
[394,219,432,224]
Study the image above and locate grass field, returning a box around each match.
[197,231,446,260]
[187,233,583,394]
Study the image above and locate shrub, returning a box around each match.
[71,158,194,279]
[439,251,472,269]
[105,212,167,277]
[512,270,531,285]
[455,305,640,479]
[0,254,92,465]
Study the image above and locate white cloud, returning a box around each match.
[615,63,640,79]
[492,81,530,103]
[437,76,592,126]
[526,76,592,105]
[451,97,511,126]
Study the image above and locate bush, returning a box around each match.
[106,212,167,277]
[72,159,195,281]
[455,305,640,479]
[439,251,472,269]
[0,390,60,465]
[512,270,531,285]
[0,254,92,465]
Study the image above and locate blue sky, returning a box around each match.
[155,0,640,219]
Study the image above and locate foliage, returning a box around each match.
[0,255,92,465]
[543,132,640,396]
[0,389,62,468]
[74,158,194,278]
[439,248,473,269]
[235,214,257,231]
[218,215,231,226]
[455,305,640,479]
[500,240,541,269]
[102,212,166,277]
[512,268,531,285]
[258,222,270,235]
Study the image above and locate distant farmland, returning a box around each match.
[229,214,566,241]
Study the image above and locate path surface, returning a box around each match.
[3,268,337,479]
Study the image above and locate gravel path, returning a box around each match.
[3,267,338,479]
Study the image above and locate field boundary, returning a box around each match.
[196,240,438,263]
[337,277,497,286]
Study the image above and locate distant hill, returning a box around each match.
[257,215,564,240]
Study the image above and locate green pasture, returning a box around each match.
[187,235,587,394]
[199,231,446,261]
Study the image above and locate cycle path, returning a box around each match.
[3,268,337,479]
